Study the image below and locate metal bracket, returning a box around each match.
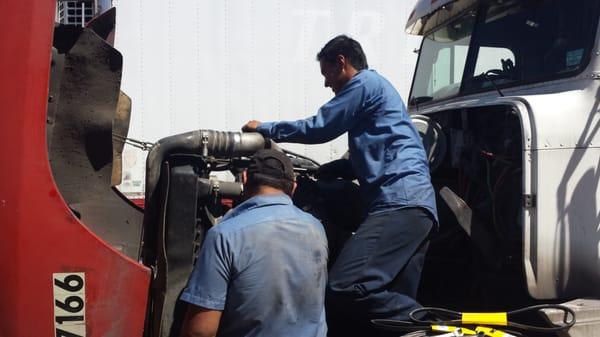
[590,72,600,80]
[523,194,536,208]
[211,179,220,203]
[201,132,209,157]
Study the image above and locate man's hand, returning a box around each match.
[242,120,261,132]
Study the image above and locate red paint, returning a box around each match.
[221,198,234,208]
[0,1,150,337]
[129,198,145,209]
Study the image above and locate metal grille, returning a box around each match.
[56,1,95,26]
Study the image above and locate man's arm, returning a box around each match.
[179,230,231,337]
[180,305,222,337]
[242,80,367,144]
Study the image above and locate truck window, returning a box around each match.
[410,12,475,104]
[409,0,600,106]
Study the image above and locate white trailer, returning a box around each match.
[112,0,421,195]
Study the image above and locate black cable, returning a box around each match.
[372,319,528,336]
[508,304,575,332]
[409,304,576,333]
[281,148,321,167]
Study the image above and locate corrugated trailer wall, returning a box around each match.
[113,0,420,194]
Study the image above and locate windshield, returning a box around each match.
[409,0,600,106]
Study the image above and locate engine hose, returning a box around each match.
[197,178,243,200]
[408,304,576,333]
[144,130,264,204]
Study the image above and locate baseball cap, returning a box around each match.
[247,149,295,183]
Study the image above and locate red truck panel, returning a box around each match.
[0,1,150,337]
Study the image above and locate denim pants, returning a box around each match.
[326,207,433,336]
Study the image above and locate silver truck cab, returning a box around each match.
[405,0,600,308]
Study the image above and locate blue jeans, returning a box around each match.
[326,207,433,336]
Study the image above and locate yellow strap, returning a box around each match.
[475,326,517,337]
[461,312,508,326]
[431,325,477,335]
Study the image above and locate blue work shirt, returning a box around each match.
[257,69,438,221]
[180,194,328,337]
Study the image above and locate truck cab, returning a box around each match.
[405,0,600,308]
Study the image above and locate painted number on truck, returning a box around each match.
[53,273,86,337]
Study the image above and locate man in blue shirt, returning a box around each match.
[180,149,328,337]
[243,35,437,335]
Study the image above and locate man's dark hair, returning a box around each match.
[316,35,368,70]
[246,149,295,196]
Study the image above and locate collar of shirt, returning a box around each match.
[222,193,293,222]
[335,69,373,96]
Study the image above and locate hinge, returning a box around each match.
[523,194,536,208]
[591,72,600,80]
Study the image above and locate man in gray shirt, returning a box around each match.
[180,149,328,337]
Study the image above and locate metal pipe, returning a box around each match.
[197,178,243,199]
[81,2,85,27]
[144,130,264,203]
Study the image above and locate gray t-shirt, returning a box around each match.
[180,194,328,337]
